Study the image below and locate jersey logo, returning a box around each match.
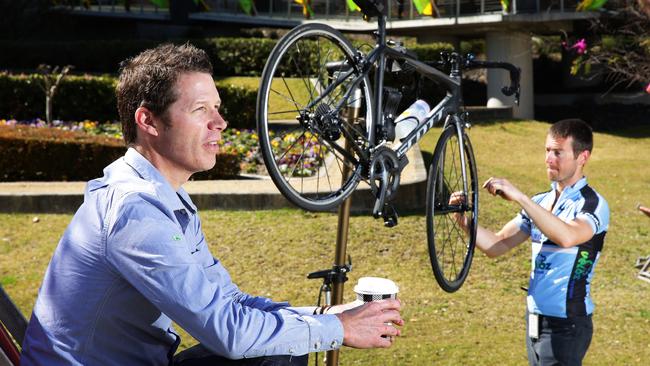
[572,250,594,280]
[535,254,552,271]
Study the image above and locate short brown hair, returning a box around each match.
[116,43,213,145]
[549,119,593,157]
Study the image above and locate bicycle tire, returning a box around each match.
[426,124,478,292]
[257,23,373,211]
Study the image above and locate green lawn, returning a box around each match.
[218,76,311,120]
[1,121,649,364]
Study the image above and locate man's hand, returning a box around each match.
[335,299,403,349]
[639,205,650,218]
[449,191,469,230]
[482,177,525,202]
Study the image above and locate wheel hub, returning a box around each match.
[312,103,342,141]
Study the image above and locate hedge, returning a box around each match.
[0,38,453,76]
[0,125,240,182]
[0,72,258,129]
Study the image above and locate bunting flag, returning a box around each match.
[150,0,169,8]
[412,0,433,15]
[294,0,314,18]
[347,0,361,12]
[239,0,254,15]
[576,0,607,11]
[500,0,509,12]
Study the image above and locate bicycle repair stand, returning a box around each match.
[307,139,355,366]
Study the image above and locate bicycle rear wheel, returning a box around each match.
[426,124,478,292]
[257,23,373,211]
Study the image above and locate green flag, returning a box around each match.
[239,0,253,15]
[347,0,360,12]
[412,0,433,15]
[577,0,607,11]
[150,0,169,8]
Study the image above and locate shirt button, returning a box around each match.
[330,340,338,348]
[289,348,295,354]
[314,341,321,349]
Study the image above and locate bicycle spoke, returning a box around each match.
[270,87,307,111]
[258,24,370,211]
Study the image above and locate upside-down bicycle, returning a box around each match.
[256,0,521,292]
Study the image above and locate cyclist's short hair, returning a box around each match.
[549,119,593,157]
[117,43,213,145]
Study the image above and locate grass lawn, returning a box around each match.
[1,121,649,364]
[218,76,311,121]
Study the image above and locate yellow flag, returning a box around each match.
[412,0,433,15]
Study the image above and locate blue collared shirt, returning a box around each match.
[21,148,343,366]
[514,177,609,318]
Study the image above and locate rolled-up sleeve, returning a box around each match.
[105,195,343,359]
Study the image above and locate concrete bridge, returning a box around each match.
[63,0,602,119]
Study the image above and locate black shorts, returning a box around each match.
[526,311,593,366]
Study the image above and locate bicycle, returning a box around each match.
[256,0,520,292]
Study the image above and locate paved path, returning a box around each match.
[0,145,428,214]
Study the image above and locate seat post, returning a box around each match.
[371,11,388,147]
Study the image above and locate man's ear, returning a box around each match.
[134,106,160,137]
[577,149,591,167]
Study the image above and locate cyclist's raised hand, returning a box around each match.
[482,177,525,202]
[449,191,469,230]
[335,299,403,349]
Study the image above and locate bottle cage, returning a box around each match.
[352,0,386,17]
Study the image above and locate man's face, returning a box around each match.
[544,134,585,186]
[154,72,227,178]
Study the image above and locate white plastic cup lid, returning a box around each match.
[353,277,399,296]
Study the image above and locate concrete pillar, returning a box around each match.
[485,32,534,120]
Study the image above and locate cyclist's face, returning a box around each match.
[544,134,587,188]
[148,72,227,187]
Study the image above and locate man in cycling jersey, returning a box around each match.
[456,119,609,366]
[21,43,403,366]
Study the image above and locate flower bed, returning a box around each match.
[219,129,325,177]
[0,119,325,180]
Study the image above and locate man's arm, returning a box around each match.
[450,192,528,257]
[483,177,595,247]
[475,219,530,258]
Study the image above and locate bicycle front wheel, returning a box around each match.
[426,124,478,292]
[257,23,373,211]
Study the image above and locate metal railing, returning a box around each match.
[64,0,581,20]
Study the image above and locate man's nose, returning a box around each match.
[545,152,554,164]
[208,110,228,131]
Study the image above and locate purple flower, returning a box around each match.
[571,39,587,55]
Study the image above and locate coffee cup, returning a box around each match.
[353,277,399,304]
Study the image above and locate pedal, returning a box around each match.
[382,204,399,228]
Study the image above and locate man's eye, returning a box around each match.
[194,106,206,112]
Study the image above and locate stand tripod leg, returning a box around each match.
[326,134,354,366]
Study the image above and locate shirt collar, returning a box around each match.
[123,148,197,215]
[550,176,588,199]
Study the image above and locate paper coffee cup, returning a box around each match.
[353,277,399,303]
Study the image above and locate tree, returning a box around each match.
[571,0,650,92]
[37,64,73,125]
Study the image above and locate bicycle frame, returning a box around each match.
[310,13,466,167]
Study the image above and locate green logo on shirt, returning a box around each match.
[172,234,182,241]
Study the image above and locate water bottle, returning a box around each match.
[394,99,430,141]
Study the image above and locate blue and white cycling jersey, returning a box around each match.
[514,177,609,318]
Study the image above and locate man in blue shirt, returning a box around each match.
[21,43,403,366]
[454,119,608,366]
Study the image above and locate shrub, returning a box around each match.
[0,72,258,129]
[0,38,454,76]
[0,124,240,181]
